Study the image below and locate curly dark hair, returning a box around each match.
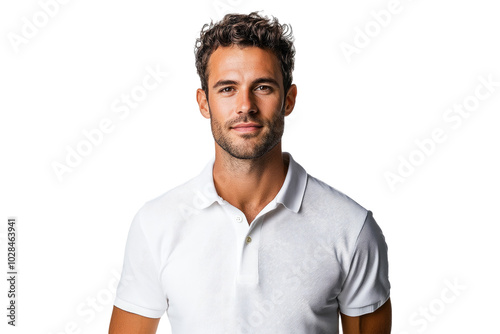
[194,11,295,95]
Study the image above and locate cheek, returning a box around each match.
[259,93,284,107]
[209,97,234,116]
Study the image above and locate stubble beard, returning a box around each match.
[209,105,285,160]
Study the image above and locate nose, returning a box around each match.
[236,88,257,114]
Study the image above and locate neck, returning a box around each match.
[212,143,289,219]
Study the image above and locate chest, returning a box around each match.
[159,208,348,329]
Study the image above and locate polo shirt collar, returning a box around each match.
[194,152,308,213]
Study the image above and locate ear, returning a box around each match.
[284,84,297,117]
[197,88,210,119]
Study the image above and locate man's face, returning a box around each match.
[198,45,294,160]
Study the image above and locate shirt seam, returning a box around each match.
[114,296,165,317]
[338,210,371,293]
[339,292,390,316]
[136,205,168,305]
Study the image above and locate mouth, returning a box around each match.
[231,122,263,133]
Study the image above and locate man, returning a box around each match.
[109,12,391,334]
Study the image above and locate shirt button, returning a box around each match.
[235,216,243,223]
[246,236,252,244]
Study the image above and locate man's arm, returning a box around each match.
[340,298,392,334]
[109,306,161,334]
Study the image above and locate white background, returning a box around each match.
[1,0,499,333]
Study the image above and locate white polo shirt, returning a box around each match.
[114,152,390,334]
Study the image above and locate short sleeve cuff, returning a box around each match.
[114,297,165,319]
[340,293,390,317]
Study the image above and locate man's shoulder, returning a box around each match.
[150,175,201,204]
[136,168,211,225]
[303,173,368,223]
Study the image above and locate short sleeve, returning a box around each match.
[337,211,390,317]
[113,208,167,318]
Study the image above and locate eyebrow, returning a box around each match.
[212,77,280,90]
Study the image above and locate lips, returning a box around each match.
[232,122,262,128]
[231,122,263,132]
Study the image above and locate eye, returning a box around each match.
[219,87,234,93]
[255,85,272,92]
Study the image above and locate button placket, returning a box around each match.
[237,215,266,285]
[218,200,275,285]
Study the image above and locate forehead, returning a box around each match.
[207,45,283,86]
